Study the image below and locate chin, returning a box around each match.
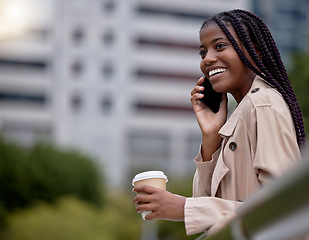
[212,85,224,93]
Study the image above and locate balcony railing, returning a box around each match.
[196,150,309,240]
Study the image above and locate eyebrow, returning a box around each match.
[200,37,226,48]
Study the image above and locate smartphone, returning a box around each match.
[200,76,222,113]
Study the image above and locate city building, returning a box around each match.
[1,0,252,188]
[0,0,52,147]
[51,0,251,187]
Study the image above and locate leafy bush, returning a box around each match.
[289,53,309,136]
[0,137,104,213]
[27,143,104,207]
[0,138,31,211]
[2,194,141,240]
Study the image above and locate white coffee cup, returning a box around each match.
[132,171,168,220]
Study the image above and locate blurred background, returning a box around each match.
[0,0,308,239]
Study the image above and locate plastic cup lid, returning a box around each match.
[132,171,168,186]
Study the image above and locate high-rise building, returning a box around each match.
[51,0,251,187]
[0,0,251,188]
[0,4,52,147]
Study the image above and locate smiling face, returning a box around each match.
[199,22,256,102]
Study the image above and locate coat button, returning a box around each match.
[229,142,237,151]
[251,88,260,93]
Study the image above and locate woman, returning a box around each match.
[133,9,306,236]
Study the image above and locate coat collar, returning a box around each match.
[219,75,270,137]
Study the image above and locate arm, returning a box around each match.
[252,102,301,184]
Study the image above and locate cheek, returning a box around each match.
[200,61,205,75]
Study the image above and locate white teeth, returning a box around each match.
[209,68,226,77]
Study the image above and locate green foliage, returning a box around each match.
[27,143,104,207]
[0,138,31,210]
[289,53,309,136]
[2,194,141,240]
[0,137,105,213]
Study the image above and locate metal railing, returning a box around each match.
[195,151,309,240]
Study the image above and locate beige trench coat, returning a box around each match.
[184,76,302,236]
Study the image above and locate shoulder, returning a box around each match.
[235,76,293,130]
[247,77,290,114]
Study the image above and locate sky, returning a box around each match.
[0,0,52,39]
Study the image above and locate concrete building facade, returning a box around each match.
[1,0,252,188]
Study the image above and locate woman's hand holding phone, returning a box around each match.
[190,76,228,161]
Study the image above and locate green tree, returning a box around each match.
[0,137,105,216]
[27,143,104,207]
[0,137,31,211]
[289,53,309,136]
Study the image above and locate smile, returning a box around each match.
[209,68,227,77]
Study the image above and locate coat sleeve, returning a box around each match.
[192,146,220,197]
[185,147,239,236]
[185,197,242,235]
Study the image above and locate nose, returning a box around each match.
[202,50,217,66]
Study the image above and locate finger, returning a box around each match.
[144,211,157,220]
[191,85,204,96]
[190,92,204,105]
[197,76,205,86]
[133,185,160,194]
[136,202,156,213]
[134,194,154,205]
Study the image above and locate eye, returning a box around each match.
[215,43,226,50]
[199,49,207,59]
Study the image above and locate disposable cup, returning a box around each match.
[132,171,168,220]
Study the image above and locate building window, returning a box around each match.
[103,1,116,13]
[137,5,209,21]
[128,131,170,170]
[0,59,46,71]
[135,69,199,82]
[72,27,85,45]
[0,92,46,105]
[71,59,84,78]
[136,37,198,51]
[101,95,112,114]
[71,93,82,112]
[102,30,115,46]
[102,62,114,80]
[134,102,193,114]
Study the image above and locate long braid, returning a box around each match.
[233,11,286,84]
[201,9,306,148]
[234,10,306,148]
[214,15,296,128]
[225,11,297,120]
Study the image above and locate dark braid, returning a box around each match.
[200,9,306,149]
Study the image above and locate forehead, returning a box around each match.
[199,22,235,45]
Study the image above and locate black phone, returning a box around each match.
[200,77,222,113]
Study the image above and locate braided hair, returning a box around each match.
[200,9,306,149]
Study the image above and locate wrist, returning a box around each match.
[201,134,222,161]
